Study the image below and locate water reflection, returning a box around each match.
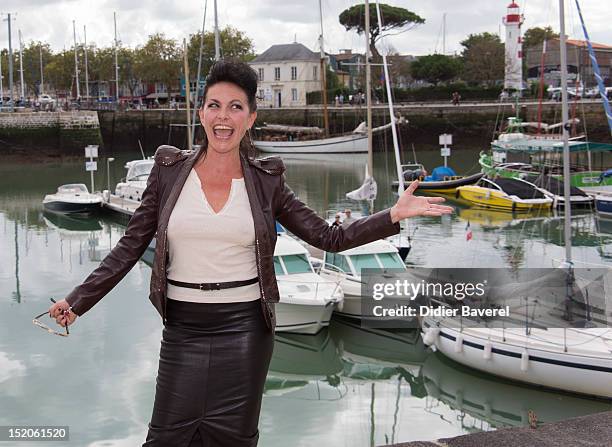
[421,352,612,430]
[1,149,611,446]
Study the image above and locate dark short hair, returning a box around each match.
[203,59,258,112]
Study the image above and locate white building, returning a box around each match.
[249,43,322,107]
[503,1,525,91]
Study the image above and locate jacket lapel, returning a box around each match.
[241,154,269,245]
[158,147,203,231]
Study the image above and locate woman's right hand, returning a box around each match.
[49,299,78,328]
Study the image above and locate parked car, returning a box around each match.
[39,94,56,106]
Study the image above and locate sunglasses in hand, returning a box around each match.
[32,298,71,337]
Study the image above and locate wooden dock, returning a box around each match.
[100,194,140,224]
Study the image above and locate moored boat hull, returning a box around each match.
[422,324,612,399]
[275,301,335,335]
[456,185,552,211]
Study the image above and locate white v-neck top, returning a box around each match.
[166,169,260,303]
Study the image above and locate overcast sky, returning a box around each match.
[0,0,610,56]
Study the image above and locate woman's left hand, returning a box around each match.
[390,180,454,223]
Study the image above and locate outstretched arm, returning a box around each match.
[276,176,452,253]
[49,163,161,326]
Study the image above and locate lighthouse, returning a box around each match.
[503,1,524,91]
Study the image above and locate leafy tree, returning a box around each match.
[410,54,462,85]
[13,41,53,97]
[339,4,424,60]
[45,49,74,96]
[460,32,504,86]
[133,33,181,95]
[86,46,115,85]
[523,26,559,49]
[187,26,255,79]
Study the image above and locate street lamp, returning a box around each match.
[106,157,115,201]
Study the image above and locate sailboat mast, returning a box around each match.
[559,0,572,264]
[442,13,446,55]
[191,0,208,147]
[84,25,90,100]
[73,20,80,100]
[318,0,329,136]
[18,30,24,101]
[39,44,43,95]
[183,38,192,151]
[213,0,221,61]
[114,12,120,103]
[375,0,404,192]
[365,0,373,179]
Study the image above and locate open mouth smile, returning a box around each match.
[213,124,234,139]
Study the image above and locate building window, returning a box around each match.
[313,66,318,81]
[274,67,281,81]
[291,66,297,80]
[291,88,298,101]
[258,68,264,81]
[258,89,264,99]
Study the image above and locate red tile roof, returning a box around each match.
[564,39,612,50]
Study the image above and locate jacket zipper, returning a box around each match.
[255,235,275,328]
[254,236,265,301]
[162,227,168,323]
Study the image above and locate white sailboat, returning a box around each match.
[253,121,398,154]
[421,0,612,399]
[252,0,400,154]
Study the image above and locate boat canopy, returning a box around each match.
[484,177,547,199]
[126,160,155,181]
[426,166,457,181]
[525,174,589,197]
[493,139,612,153]
[57,184,89,194]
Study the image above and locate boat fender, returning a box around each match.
[483,341,492,360]
[484,402,492,419]
[520,349,529,372]
[512,202,517,213]
[422,328,440,346]
[455,334,464,353]
[249,156,286,176]
[455,189,460,199]
[455,390,464,410]
[154,145,191,167]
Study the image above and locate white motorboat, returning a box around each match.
[114,159,155,201]
[315,238,406,320]
[42,184,103,215]
[274,233,343,334]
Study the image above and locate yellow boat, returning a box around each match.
[456,177,553,212]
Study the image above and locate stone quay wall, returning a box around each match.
[98,101,611,157]
[0,111,103,154]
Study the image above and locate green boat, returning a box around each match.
[480,117,612,188]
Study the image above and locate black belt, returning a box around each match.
[167,277,259,291]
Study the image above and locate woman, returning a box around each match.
[48,60,452,446]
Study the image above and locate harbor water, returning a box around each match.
[1,147,611,446]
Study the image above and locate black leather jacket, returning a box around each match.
[65,145,400,330]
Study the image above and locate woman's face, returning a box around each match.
[199,81,257,155]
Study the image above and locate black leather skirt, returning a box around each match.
[143,298,274,447]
